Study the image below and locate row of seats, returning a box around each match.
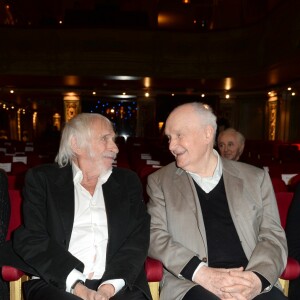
[241,140,300,164]
[2,138,299,194]
[0,153,52,167]
[2,136,299,172]
[271,175,300,193]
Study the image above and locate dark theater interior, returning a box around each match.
[0,0,300,139]
[0,1,300,299]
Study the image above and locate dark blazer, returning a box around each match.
[0,169,10,245]
[286,183,300,261]
[0,169,10,300]
[0,164,151,299]
[285,183,300,300]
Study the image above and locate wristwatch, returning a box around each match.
[70,279,85,294]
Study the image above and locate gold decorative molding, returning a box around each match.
[63,93,81,122]
[268,94,277,141]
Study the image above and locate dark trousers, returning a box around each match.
[183,285,287,300]
[23,279,148,300]
[288,277,300,300]
[0,277,9,300]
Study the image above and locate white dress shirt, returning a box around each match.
[66,163,124,294]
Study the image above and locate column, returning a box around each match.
[267,91,278,141]
[63,92,81,123]
[278,91,292,142]
[136,97,156,137]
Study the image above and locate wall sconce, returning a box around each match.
[158,122,164,131]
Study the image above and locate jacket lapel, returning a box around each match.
[173,167,208,250]
[53,165,75,247]
[173,168,198,214]
[222,159,253,255]
[102,171,124,260]
[222,161,244,216]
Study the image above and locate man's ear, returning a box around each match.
[240,143,245,155]
[70,136,82,154]
[204,125,215,144]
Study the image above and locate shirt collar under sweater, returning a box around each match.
[187,149,223,193]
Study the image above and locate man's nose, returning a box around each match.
[109,140,119,153]
[168,139,176,151]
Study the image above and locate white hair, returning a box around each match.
[218,127,245,146]
[172,101,217,133]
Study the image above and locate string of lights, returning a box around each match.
[87,99,137,120]
[0,100,27,114]
[85,99,138,136]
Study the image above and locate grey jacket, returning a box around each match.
[147,159,287,300]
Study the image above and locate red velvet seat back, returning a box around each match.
[275,192,294,229]
[271,178,288,193]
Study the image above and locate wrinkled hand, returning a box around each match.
[74,283,115,300]
[220,270,261,300]
[193,266,248,299]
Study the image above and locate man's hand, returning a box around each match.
[97,284,115,299]
[74,282,115,300]
[193,266,249,299]
[220,270,262,300]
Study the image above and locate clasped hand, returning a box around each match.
[74,283,115,300]
[194,266,262,300]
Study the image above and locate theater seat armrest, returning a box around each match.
[2,266,24,281]
[280,257,300,280]
[145,257,163,282]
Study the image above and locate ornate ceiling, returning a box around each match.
[0,0,299,111]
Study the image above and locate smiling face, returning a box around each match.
[165,104,215,173]
[217,130,244,161]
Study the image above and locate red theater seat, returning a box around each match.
[271,177,288,193]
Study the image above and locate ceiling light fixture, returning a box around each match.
[143,77,151,88]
